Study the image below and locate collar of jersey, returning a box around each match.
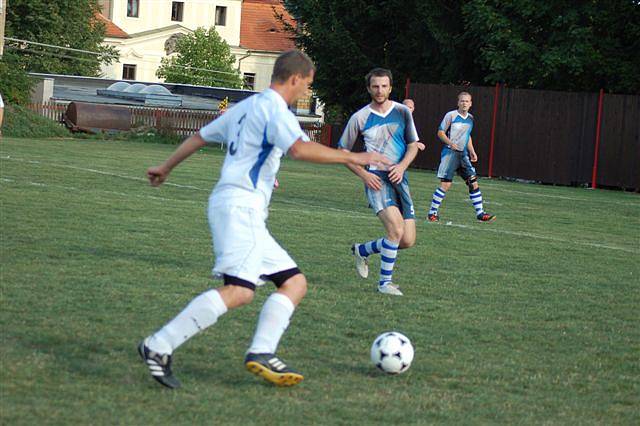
[367,101,396,118]
[263,88,288,109]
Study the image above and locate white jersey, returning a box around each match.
[200,88,309,209]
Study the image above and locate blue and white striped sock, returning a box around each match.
[469,188,484,216]
[379,239,399,286]
[429,187,447,215]
[357,238,384,257]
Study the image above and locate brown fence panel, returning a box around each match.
[596,94,640,189]
[406,82,638,190]
[492,88,599,185]
[27,102,67,123]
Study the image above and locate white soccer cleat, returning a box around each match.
[377,283,403,296]
[351,244,369,279]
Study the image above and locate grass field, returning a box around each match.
[1,137,639,425]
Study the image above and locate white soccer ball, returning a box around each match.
[370,331,414,374]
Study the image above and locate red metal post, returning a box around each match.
[405,77,411,99]
[591,88,604,189]
[488,83,500,178]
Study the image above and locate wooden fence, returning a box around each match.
[27,102,67,123]
[29,101,329,146]
[323,85,639,191]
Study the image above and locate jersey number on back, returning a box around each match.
[228,113,247,156]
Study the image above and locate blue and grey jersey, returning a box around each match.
[338,102,419,171]
[439,110,474,152]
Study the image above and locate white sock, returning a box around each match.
[147,289,228,355]
[247,293,295,354]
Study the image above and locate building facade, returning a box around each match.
[97,0,297,93]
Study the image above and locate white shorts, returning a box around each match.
[208,202,297,285]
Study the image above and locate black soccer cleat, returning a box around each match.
[138,340,181,389]
[245,353,304,387]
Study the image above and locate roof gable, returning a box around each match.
[95,13,129,39]
[240,1,296,52]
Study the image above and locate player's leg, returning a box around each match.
[399,219,416,249]
[139,204,263,388]
[139,280,252,389]
[376,206,405,295]
[429,151,457,221]
[350,172,390,279]
[245,235,306,386]
[396,176,416,249]
[460,157,495,221]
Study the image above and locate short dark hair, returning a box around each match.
[271,50,315,83]
[365,68,393,87]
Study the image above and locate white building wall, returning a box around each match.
[233,50,279,92]
[109,0,241,46]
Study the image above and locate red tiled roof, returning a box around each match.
[240,0,296,52]
[95,13,129,39]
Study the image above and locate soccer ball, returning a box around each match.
[370,331,414,374]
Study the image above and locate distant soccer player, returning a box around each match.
[339,68,420,296]
[138,50,390,389]
[402,98,426,152]
[427,92,495,222]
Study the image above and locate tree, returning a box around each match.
[462,0,640,93]
[280,0,481,122]
[5,0,118,76]
[0,52,36,105]
[156,27,243,89]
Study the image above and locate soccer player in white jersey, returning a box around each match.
[339,68,420,296]
[427,92,496,222]
[138,50,390,389]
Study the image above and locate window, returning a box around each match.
[122,64,137,80]
[215,6,227,26]
[243,73,256,91]
[171,2,184,22]
[127,0,139,17]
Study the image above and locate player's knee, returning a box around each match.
[399,238,415,249]
[221,284,255,308]
[440,180,452,191]
[387,224,404,241]
[279,274,307,305]
[466,176,478,191]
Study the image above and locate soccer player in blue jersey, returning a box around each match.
[138,50,390,389]
[339,68,421,296]
[427,92,495,222]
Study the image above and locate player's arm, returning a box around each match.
[288,139,390,169]
[339,152,384,190]
[468,137,478,162]
[437,129,458,150]
[388,142,419,184]
[147,133,207,186]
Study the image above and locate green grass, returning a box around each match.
[1,137,638,425]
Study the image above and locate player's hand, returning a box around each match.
[388,164,407,184]
[470,152,478,162]
[361,172,383,191]
[416,142,426,151]
[147,165,169,187]
[350,151,392,169]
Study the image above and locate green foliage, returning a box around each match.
[156,27,243,88]
[5,0,118,76]
[1,137,639,424]
[0,52,36,105]
[2,104,71,138]
[462,0,640,93]
[282,0,639,119]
